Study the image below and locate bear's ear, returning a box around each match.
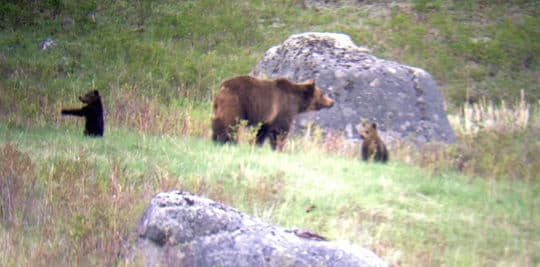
[303,80,315,90]
[302,80,315,97]
[92,90,100,97]
[371,123,377,129]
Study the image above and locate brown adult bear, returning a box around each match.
[61,90,104,137]
[212,75,334,150]
[357,122,388,163]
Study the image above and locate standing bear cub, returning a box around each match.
[61,90,104,137]
[357,122,388,163]
[212,76,334,150]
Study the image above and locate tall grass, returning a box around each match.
[0,142,138,266]
[446,94,540,181]
[450,90,532,136]
[0,143,37,228]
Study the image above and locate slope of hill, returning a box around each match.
[1,1,539,266]
[1,125,538,266]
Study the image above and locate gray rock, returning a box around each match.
[251,32,456,143]
[124,191,386,267]
[39,38,55,50]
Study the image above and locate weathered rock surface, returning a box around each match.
[124,191,386,267]
[251,32,456,143]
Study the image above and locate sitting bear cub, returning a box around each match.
[357,122,388,163]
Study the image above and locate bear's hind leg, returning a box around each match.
[212,118,233,144]
[373,144,388,163]
[379,144,389,163]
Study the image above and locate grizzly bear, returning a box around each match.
[212,75,334,150]
[61,90,104,137]
[357,122,388,163]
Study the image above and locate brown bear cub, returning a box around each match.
[357,122,388,163]
[61,90,104,137]
[212,75,334,150]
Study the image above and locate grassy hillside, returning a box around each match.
[1,125,538,266]
[1,0,540,266]
[1,0,538,108]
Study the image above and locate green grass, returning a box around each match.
[1,0,539,110]
[1,125,538,266]
[1,1,540,266]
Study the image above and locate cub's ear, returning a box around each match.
[92,90,100,96]
[371,123,377,129]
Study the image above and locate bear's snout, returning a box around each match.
[323,96,335,108]
[328,98,335,107]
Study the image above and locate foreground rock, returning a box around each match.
[123,191,386,267]
[251,32,456,143]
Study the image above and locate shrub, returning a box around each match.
[446,94,540,181]
[0,143,38,228]
[413,0,442,12]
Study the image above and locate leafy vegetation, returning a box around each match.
[1,0,539,266]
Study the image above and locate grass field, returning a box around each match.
[1,125,538,266]
[1,0,539,266]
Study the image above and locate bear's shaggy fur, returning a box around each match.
[357,122,388,163]
[61,90,104,137]
[212,76,334,150]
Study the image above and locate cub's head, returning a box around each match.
[79,90,101,104]
[302,80,334,111]
[357,122,379,140]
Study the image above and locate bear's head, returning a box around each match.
[357,122,379,140]
[79,90,101,104]
[302,80,334,111]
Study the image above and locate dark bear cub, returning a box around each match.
[212,76,334,150]
[61,90,104,137]
[357,122,388,163]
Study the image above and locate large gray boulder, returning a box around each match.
[251,32,456,143]
[124,191,386,267]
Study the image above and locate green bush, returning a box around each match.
[0,0,99,31]
[152,0,260,48]
[0,144,38,227]
[413,0,442,12]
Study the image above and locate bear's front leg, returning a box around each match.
[361,144,370,161]
[61,108,85,117]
